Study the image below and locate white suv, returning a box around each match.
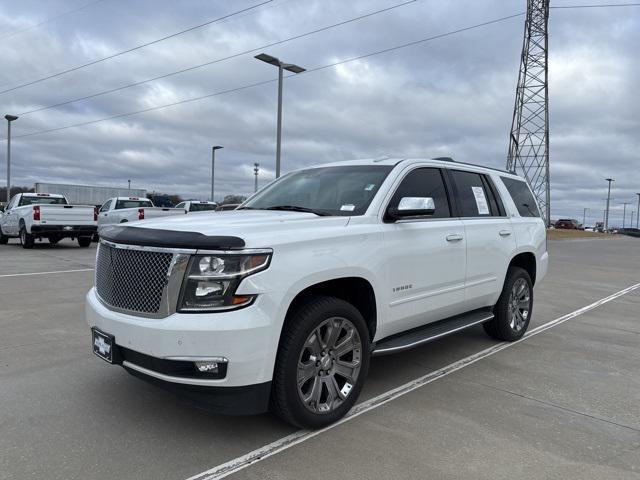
[86,158,548,428]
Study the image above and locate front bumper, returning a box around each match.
[86,288,280,412]
[124,364,271,415]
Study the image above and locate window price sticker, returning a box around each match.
[471,186,490,215]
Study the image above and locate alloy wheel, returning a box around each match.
[508,278,530,332]
[297,317,362,414]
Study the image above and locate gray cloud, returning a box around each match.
[0,0,638,226]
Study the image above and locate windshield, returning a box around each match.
[115,199,153,209]
[190,203,217,212]
[242,165,393,216]
[19,196,67,206]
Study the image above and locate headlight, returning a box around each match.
[178,252,271,312]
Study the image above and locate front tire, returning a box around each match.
[20,226,35,249]
[484,266,533,341]
[271,295,370,429]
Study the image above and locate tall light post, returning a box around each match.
[128,179,131,191]
[622,202,630,229]
[4,114,18,203]
[582,207,588,228]
[253,163,259,193]
[636,193,640,230]
[211,146,223,202]
[604,178,614,231]
[254,53,306,178]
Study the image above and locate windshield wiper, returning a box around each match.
[264,205,331,216]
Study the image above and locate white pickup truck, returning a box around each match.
[0,193,97,248]
[97,197,186,231]
[87,158,548,428]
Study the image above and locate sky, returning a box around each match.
[0,0,638,226]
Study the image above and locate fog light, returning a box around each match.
[195,361,219,373]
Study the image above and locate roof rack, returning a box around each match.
[432,157,455,162]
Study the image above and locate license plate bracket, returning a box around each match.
[92,327,115,363]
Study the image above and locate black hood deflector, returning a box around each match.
[100,225,245,250]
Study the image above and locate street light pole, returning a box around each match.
[582,207,588,227]
[276,64,283,179]
[636,193,640,230]
[211,146,223,202]
[254,53,305,178]
[4,114,18,203]
[254,163,259,193]
[604,178,614,231]
[622,202,630,229]
[128,179,131,191]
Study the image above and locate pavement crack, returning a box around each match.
[466,380,640,434]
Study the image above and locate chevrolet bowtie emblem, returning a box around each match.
[94,336,111,356]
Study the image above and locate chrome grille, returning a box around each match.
[96,242,174,314]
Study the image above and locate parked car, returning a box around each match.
[554,218,581,230]
[97,197,185,231]
[87,158,548,428]
[176,200,217,213]
[216,203,240,211]
[0,193,97,248]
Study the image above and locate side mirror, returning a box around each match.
[388,197,436,220]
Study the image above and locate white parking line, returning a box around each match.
[187,281,640,480]
[0,268,94,278]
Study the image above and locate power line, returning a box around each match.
[0,0,106,41]
[8,1,640,140]
[14,1,640,115]
[18,0,419,116]
[0,0,273,96]
[11,11,526,140]
[550,2,640,8]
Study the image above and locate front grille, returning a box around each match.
[96,243,174,314]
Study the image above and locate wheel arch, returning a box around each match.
[508,251,537,285]
[282,276,378,342]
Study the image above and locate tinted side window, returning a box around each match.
[450,170,493,217]
[388,168,450,218]
[501,177,540,217]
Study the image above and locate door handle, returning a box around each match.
[446,234,464,242]
[499,230,512,237]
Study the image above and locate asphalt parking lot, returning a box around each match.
[1,236,639,480]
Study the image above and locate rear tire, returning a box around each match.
[271,295,370,429]
[0,229,8,245]
[20,226,35,249]
[484,266,533,341]
[78,236,92,247]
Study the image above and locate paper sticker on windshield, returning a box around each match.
[471,186,490,215]
[340,204,356,211]
[364,184,376,191]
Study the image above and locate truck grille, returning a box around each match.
[96,243,174,314]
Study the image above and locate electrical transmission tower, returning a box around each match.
[507,0,550,225]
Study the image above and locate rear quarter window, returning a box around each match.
[501,177,541,217]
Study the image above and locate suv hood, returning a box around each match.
[107,210,351,249]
